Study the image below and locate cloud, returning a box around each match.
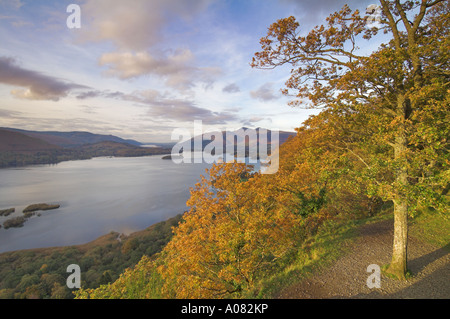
[222,83,241,93]
[79,0,220,91]
[0,108,23,118]
[0,0,24,10]
[248,116,265,123]
[80,0,212,51]
[76,90,102,100]
[133,89,240,124]
[0,14,32,28]
[98,51,186,80]
[76,89,141,102]
[78,105,99,115]
[0,56,87,101]
[148,102,238,124]
[98,50,221,90]
[250,83,279,102]
[76,87,239,125]
[0,112,117,134]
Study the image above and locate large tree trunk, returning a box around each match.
[387,198,408,279]
[387,94,409,280]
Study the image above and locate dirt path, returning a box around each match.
[277,219,450,299]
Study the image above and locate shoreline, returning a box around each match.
[0,151,172,170]
[0,213,184,256]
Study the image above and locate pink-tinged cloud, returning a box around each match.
[99,50,221,91]
[250,83,279,102]
[79,0,212,50]
[0,56,87,101]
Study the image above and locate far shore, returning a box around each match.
[0,151,174,170]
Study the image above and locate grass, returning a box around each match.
[380,205,450,280]
[381,264,414,280]
[409,206,450,250]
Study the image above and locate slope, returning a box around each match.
[0,127,142,148]
[0,129,61,152]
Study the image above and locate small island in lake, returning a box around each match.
[23,203,60,213]
[0,203,60,230]
[3,216,27,229]
[0,208,15,217]
[162,154,183,160]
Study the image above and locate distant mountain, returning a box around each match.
[0,128,142,148]
[178,127,296,152]
[0,128,170,168]
[0,129,61,153]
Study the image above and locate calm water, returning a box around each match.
[0,156,211,253]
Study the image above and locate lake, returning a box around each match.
[0,156,212,253]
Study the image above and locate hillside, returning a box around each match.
[0,215,182,299]
[0,126,294,168]
[1,128,142,148]
[0,129,61,153]
[0,128,171,168]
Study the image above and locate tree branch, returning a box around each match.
[379,0,403,50]
[426,0,446,8]
[395,0,414,33]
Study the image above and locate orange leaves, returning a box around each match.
[158,162,303,298]
[251,5,373,108]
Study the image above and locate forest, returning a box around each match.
[0,215,181,298]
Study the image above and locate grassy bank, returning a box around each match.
[409,207,450,249]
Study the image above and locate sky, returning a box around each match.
[0,0,380,143]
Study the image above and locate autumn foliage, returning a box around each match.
[76,0,448,298]
[76,126,374,299]
[157,164,294,297]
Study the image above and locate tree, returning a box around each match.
[252,0,448,279]
[157,163,304,298]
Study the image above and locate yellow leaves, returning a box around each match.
[157,162,304,298]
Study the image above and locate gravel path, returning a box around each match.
[277,219,450,299]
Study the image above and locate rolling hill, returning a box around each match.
[0,129,61,153]
[0,128,143,148]
[0,128,170,168]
